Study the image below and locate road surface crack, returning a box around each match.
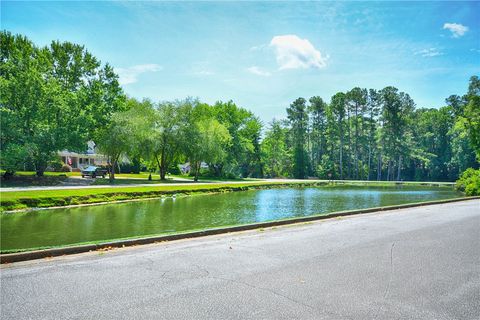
[211,275,317,314]
[383,242,395,299]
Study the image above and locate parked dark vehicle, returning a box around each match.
[81,166,108,178]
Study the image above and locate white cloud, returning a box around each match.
[249,44,267,52]
[443,23,468,38]
[115,64,162,85]
[247,66,271,77]
[193,70,214,76]
[269,35,328,70]
[415,48,443,57]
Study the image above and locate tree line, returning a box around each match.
[97,98,262,181]
[263,81,479,181]
[1,31,479,182]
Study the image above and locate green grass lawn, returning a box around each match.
[0,170,457,212]
[92,177,190,185]
[0,171,254,187]
[0,181,303,211]
[0,179,458,212]
[1,170,82,177]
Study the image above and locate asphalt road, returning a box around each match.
[1,200,479,319]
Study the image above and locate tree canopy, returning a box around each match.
[0,31,125,176]
[1,32,478,182]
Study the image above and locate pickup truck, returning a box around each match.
[81,166,108,178]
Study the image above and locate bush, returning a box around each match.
[455,168,480,196]
[61,164,72,172]
[119,158,142,174]
[225,172,239,179]
[49,159,64,172]
[0,144,28,175]
[168,163,181,175]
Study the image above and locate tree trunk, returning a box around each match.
[160,165,167,180]
[3,171,14,180]
[160,147,168,180]
[354,104,359,180]
[193,161,200,182]
[377,154,382,181]
[339,137,344,180]
[155,155,163,180]
[386,160,391,181]
[35,160,47,177]
[109,154,119,182]
[367,144,372,181]
[396,155,402,181]
[109,160,116,182]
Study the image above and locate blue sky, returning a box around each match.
[2,1,479,122]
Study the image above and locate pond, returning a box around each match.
[0,185,462,252]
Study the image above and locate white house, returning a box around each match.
[58,141,108,170]
[178,162,209,174]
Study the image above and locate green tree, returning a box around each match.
[377,87,415,181]
[261,119,290,177]
[287,98,309,179]
[330,93,347,179]
[463,76,480,159]
[308,96,328,175]
[366,89,380,180]
[148,100,189,180]
[346,87,368,179]
[444,76,479,176]
[411,107,453,181]
[183,103,232,181]
[0,31,125,176]
[211,101,263,178]
[96,106,136,181]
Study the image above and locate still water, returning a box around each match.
[1,186,462,251]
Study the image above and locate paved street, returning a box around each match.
[1,200,479,319]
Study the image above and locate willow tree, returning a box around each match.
[150,101,189,180]
[182,103,232,181]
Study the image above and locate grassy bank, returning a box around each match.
[0,181,296,211]
[0,170,256,187]
[0,180,457,212]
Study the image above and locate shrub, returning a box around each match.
[225,172,238,180]
[168,163,181,175]
[455,168,480,196]
[61,164,72,172]
[49,159,64,172]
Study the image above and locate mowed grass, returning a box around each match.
[0,181,304,211]
[1,170,82,177]
[1,171,254,187]
[1,181,299,200]
[0,179,457,212]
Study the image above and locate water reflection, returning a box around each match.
[1,186,461,251]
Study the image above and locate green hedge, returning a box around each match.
[456,168,480,196]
